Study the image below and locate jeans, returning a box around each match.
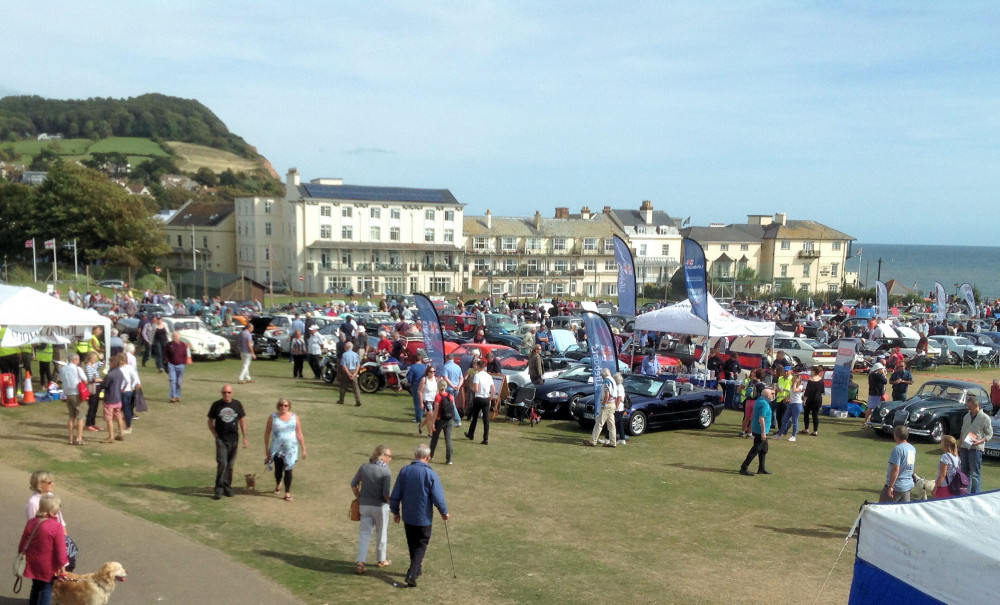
[430,419,453,462]
[772,401,787,432]
[614,410,629,443]
[238,352,253,382]
[151,341,165,371]
[308,354,321,379]
[214,438,239,495]
[29,578,53,605]
[960,448,983,494]
[403,523,433,580]
[168,363,185,399]
[779,403,802,437]
[410,387,424,422]
[122,390,134,428]
[357,503,389,563]
[85,391,100,427]
[466,396,490,442]
[292,354,306,378]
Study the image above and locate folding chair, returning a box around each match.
[504,386,538,425]
[961,350,982,369]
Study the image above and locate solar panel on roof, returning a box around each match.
[302,184,456,204]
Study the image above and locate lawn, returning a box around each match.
[87,136,169,156]
[1,359,995,604]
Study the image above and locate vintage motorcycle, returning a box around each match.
[357,351,410,394]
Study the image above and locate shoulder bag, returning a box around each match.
[13,518,44,594]
[349,498,361,522]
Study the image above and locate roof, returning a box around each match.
[464,214,620,238]
[165,201,234,228]
[883,279,918,297]
[681,225,763,243]
[682,219,853,243]
[297,183,460,206]
[610,208,681,231]
[761,220,854,241]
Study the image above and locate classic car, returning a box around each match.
[530,364,604,418]
[618,336,681,371]
[958,332,1000,354]
[773,336,838,368]
[928,335,991,362]
[161,316,231,360]
[221,317,282,359]
[865,379,993,443]
[569,374,724,436]
[985,415,1000,460]
[482,324,523,349]
[445,343,528,371]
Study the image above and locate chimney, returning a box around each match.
[554,207,569,219]
[640,200,653,225]
[287,168,300,188]
[603,205,611,214]
[580,206,591,220]
[774,212,787,226]
[533,210,541,230]
[485,209,492,229]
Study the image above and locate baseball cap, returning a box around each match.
[308,325,318,331]
[871,362,884,371]
[783,365,792,371]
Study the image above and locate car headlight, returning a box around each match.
[909,410,922,422]
[546,391,568,399]
[879,408,889,418]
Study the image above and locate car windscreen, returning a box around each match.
[914,383,966,401]
[172,321,204,331]
[623,375,663,397]
[557,366,592,381]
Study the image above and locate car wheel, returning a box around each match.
[929,419,946,444]
[566,394,583,420]
[696,405,714,429]
[628,411,647,436]
[948,351,961,365]
[357,370,380,394]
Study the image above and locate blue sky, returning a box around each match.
[4,2,998,245]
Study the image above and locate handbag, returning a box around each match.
[13,518,44,594]
[77,381,91,400]
[64,535,78,573]
[349,498,361,522]
[133,387,147,413]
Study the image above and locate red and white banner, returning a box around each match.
[24,239,34,249]
[43,239,56,250]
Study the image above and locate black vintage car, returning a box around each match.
[570,374,724,436]
[223,317,282,360]
[531,365,606,418]
[865,379,992,443]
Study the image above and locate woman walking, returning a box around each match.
[933,435,963,498]
[289,330,307,378]
[417,366,438,436]
[264,398,307,502]
[430,380,455,464]
[18,493,67,605]
[350,445,393,574]
[802,366,824,436]
[776,373,805,441]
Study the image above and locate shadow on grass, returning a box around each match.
[355,414,412,424]
[3,433,69,443]
[666,462,740,475]
[356,428,426,439]
[122,482,224,499]
[754,524,849,539]
[516,432,585,445]
[839,427,885,441]
[677,427,738,439]
[256,548,396,580]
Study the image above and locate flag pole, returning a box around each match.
[73,239,79,280]
[52,238,58,283]
[31,238,37,283]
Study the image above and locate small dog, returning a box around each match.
[244,472,257,492]
[911,473,936,500]
[53,561,127,605]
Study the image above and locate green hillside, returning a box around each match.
[7,136,170,169]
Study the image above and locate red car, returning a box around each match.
[443,342,528,371]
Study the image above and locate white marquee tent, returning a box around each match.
[633,293,775,338]
[0,285,111,349]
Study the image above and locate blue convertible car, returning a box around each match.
[570,374,724,436]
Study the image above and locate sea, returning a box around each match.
[847,243,1000,300]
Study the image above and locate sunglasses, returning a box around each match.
[277,403,290,408]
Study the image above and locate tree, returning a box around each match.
[32,164,171,268]
[29,147,61,171]
[0,181,36,259]
[193,166,217,187]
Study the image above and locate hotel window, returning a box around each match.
[265,222,272,236]
[390,227,400,241]
[802,263,810,277]
[444,229,454,243]
[371,207,380,219]
[474,259,488,272]
[802,241,815,250]
[264,201,273,214]
[830,263,839,277]
[342,206,352,218]
[425,209,435,220]
[605,260,617,271]
[527,259,541,271]
[719,244,728,251]
[320,225,331,239]
[639,244,647,256]
[424,228,435,242]
[370,226,381,241]
[661,244,670,256]
[473,237,489,251]
[526,238,541,251]
[584,260,596,271]
[390,208,401,219]
[444,210,455,221]
[583,238,597,251]
[604,238,614,252]
[501,237,516,251]
[553,238,567,251]
[832,241,841,250]
[342,226,353,240]
[780,241,790,250]
[740,244,749,251]
[341,251,352,267]
[554,260,569,272]
[320,252,332,269]
[504,259,517,272]
[780,264,788,278]
[320,206,332,217]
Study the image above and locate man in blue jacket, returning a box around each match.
[390,443,449,587]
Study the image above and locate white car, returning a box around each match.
[162,316,230,360]
[773,336,838,368]
[929,335,991,363]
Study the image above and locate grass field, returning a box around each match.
[166,141,261,173]
[1,359,996,604]
[88,136,169,156]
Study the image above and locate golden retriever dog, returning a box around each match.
[53,561,127,605]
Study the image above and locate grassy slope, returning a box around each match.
[165,141,261,173]
[0,361,995,604]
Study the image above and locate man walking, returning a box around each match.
[879,425,916,502]
[740,386,773,476]
[164,332,192,402]
[207,384,248,500]
[390,443,449,588]
[337,341,362,406]
[307,325,323,379]
[237,323,256,384]
[465,360,495,445]
[958,394,993,494]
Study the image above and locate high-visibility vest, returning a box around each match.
[75,339,91,354]
[0,327,19,357]
[776,375,792,403]
[34,344,53,362]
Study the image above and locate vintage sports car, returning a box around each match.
[162,316,231,360]
[865,379,992,443]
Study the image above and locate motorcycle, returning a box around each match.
[357,351,410,394]
[320,349,339,383]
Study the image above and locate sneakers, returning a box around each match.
[772,434,783,440]
[788,436,796,442]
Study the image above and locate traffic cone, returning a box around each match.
[21,371,35,404]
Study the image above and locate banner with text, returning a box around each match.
[830,339,858,411]
[934,282,947,322]
[875,281,887,319]
[682,238,708,325]
[960,283,975,317]
[612,234,636,317]
[582,311,618,410]
[414,293,445,374]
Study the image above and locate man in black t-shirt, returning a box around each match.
[207,384,248,500]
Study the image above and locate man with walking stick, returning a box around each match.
[390,443,449,587]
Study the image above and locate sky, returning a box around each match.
[4,2,999,246]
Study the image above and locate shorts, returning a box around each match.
[423,401,434,412]
[103,402,123,424]
[65,394,83,419]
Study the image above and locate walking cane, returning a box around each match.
[444,517,457,578]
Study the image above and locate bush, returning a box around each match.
[134,274,166,292]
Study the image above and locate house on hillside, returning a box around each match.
[36,133,64,141]
[159,174,203,192]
